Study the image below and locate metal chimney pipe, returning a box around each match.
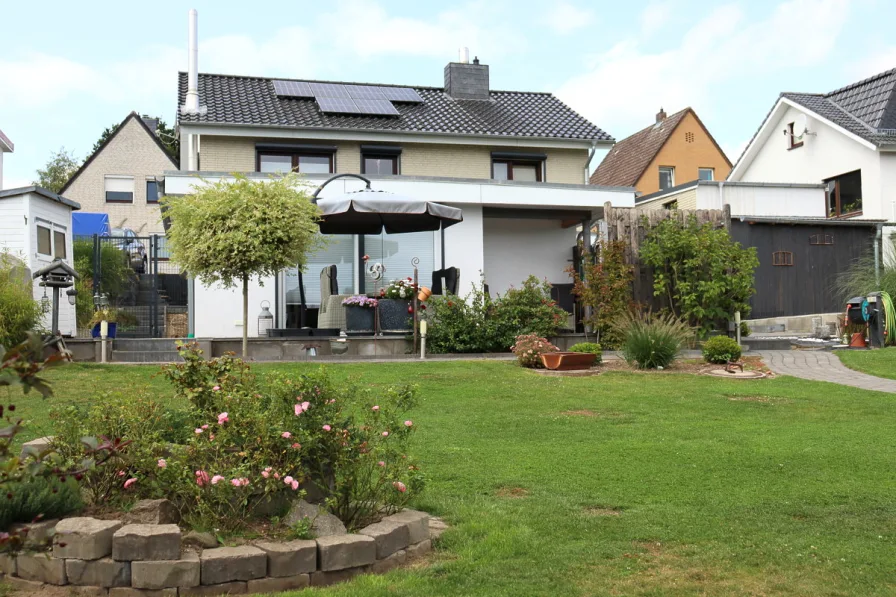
[459,47,469,64]
[185,9,200,113]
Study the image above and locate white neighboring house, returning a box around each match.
[0,186,80,336]
[729,67,896,221]
[0,128,13,190]
[634,180,826,217]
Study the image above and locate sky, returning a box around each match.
[1,0,895,189]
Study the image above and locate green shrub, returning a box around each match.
[0,252,43,348]
[0,477,82,530]
[613,311,692,369]
[702,336,742,364]
[740,322,751,338]
[567,240,633,349]
[72,239,136,329]
[511,334,559,368]
[160,342,255,415]
[569,342,602,363]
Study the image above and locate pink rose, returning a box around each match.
[283,476,294,485]
[393,481,407,493]
[195,470,210,487]
[382,431,389,437]
[378,461,385,467]
[372,405,380,411]
[117,470,126,477]
[212,385,220,391]
[230,478,241,487]
[281,431,291,439]
[194,428,203,435]
[404,420,413,427]
[124,478,137,490]
[209,434,215,441]
[211,475,225,485]
[201,424,209,430]
[241,478,249,486]
[261,471,269,478]
[291,480,299,490]
[292,443,301,449]
[274,473,280,480]
[301,401,310,411]
[217,412,229,425]
[323,425,331,431]
[157,459,167,469]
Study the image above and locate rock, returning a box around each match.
[65,557,132,587]
[383,510,430,544]
[183,531,218,549]
[112,524,181,561]
[16,552,67,585]
[110,588,178,597]
[123,500,180,525]
[10,518,59,548]
[370,549,407,574]
[20,436,53,459]
[284,499,347,537]
[69,586,109,597]
[199,546,265,585]
[359,520,410,559]
[246,574,310,593]
[316,534,376,571]
[429,516,449,540]
[5,576,45,592]
[180,581,247,595]
[309,566,369,587]
[255,540,316,576]
[298,479,327,504]
[54,517,123,560]
[0,553,16,575]
[132,551,200,589]
[407,539,432,559]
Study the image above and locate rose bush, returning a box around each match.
[511,334,559,368]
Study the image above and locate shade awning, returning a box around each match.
[316,189,463,235]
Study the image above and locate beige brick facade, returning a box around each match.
[199,136,588,184]
[63,115,177,234]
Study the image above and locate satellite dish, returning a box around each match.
[794,113,808,139]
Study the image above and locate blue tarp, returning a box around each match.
[72,213,110,238]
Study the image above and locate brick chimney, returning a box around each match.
[656,108,667,123]
[444,49,489,100]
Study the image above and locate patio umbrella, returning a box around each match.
[315,188,463,235]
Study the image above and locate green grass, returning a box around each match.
[6,361,896,596]
[837,347,896,380]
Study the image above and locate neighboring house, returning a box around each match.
[635,180,826,217]
[0,186,79,336]
[729,67,896,220]
[60,112,179,236]
[0,128,13,190]
[590,107,732,196]
[167,52,635,338]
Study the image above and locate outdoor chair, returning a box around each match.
[432,267,460,295]
[317,265,352,330]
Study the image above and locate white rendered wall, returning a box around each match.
[482,217,576,296]
[25,194,76,336]
[440,205,484,297]
[697,184,826,217]
[193,275,276,339]
[0,195,24,254]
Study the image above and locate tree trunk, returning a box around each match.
[242,274,249,358]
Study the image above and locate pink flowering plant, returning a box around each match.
[341,296,378,308]
[511,334,559,368]
[160,342,255,415]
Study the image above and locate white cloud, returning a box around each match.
[640,0,675,37]
[850,46,896,80]
[546,2,595,34]
[0,53,105,110]
[557,0,850,141]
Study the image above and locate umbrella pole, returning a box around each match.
[413,264,419,357]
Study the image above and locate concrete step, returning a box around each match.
[111,350,183,363]
[113,338,181,352]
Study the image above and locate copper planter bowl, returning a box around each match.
[540,352,598,371]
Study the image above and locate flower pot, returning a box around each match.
[377,299,412,334]
[540,352,597,371]
[91,322,117,339]
[344,305,376,336]
[330,338,349,355]
[417,286,432,302]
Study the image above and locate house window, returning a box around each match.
[809,234,834,246]
[37,226,52,256]
[146,180,159,203]
[698,168,714,181]
[825,170,862,217]
[659,167,674,190]
[258,152,334,174]
[105,176,135,203]
[663,200,679,210]
[772,251,794,266]
[492,158,544,182]
[788,122,803,149]
[53,231,66,259]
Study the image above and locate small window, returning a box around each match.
[826,170,862,217]
[37,226,52,255]
[492,159,543,182]
[146,180,159,203]
[53,231,66,259]
[809,234,834,245]
[788,122,804,149]
[362,155,399,175]
[258,153,334,174]
[659,167,674,190]
[105,176,134,203]
[772,251,794,266]
[663,200,679,210]
[698,168,714,181]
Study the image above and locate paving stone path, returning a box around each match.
[756,350,896,393]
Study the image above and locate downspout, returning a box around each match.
[718,181,724,210]
[583,141,598,184]
[875,224,882,288]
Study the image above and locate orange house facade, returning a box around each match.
[591,108,732,196]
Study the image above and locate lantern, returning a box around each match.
[66,287,78,306]
[257,300,274,336]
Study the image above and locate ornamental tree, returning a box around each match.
[163,174,323,356]
[566,239,633,348]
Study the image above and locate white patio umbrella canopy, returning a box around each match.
[316,189,463,235]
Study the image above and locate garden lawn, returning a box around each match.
[7,361,896,596]
[836,346,896,380]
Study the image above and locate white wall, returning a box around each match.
[698,184,826,217]
[0,195,25,254]
[441,205,484,297]
[0,154,4,191]
[194,275,276,338]
[483,217,576,296]
[25,194,76,336]
[733,103,883,218]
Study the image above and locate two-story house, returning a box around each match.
[590,107,732,196]
[728,67,896,220]
[165,47,636,338]
[0,127,12,190]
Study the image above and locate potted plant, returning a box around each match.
[377,278,415,334]
[342,296,378,336]
[88,308,138,339]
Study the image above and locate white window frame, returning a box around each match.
[659,167,675,190]
[698,168,714,181]
[105,175,135,203]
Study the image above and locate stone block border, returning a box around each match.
[1,510,441,595]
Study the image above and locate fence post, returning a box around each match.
[151,235,159,338]
[92,234,100,300]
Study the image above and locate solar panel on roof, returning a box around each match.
[316,97,360,113]
[272,80,314,97]
[310,83,351,98]
[352,99,400,116]
[380,87,423,103]
[345,85,387,100]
